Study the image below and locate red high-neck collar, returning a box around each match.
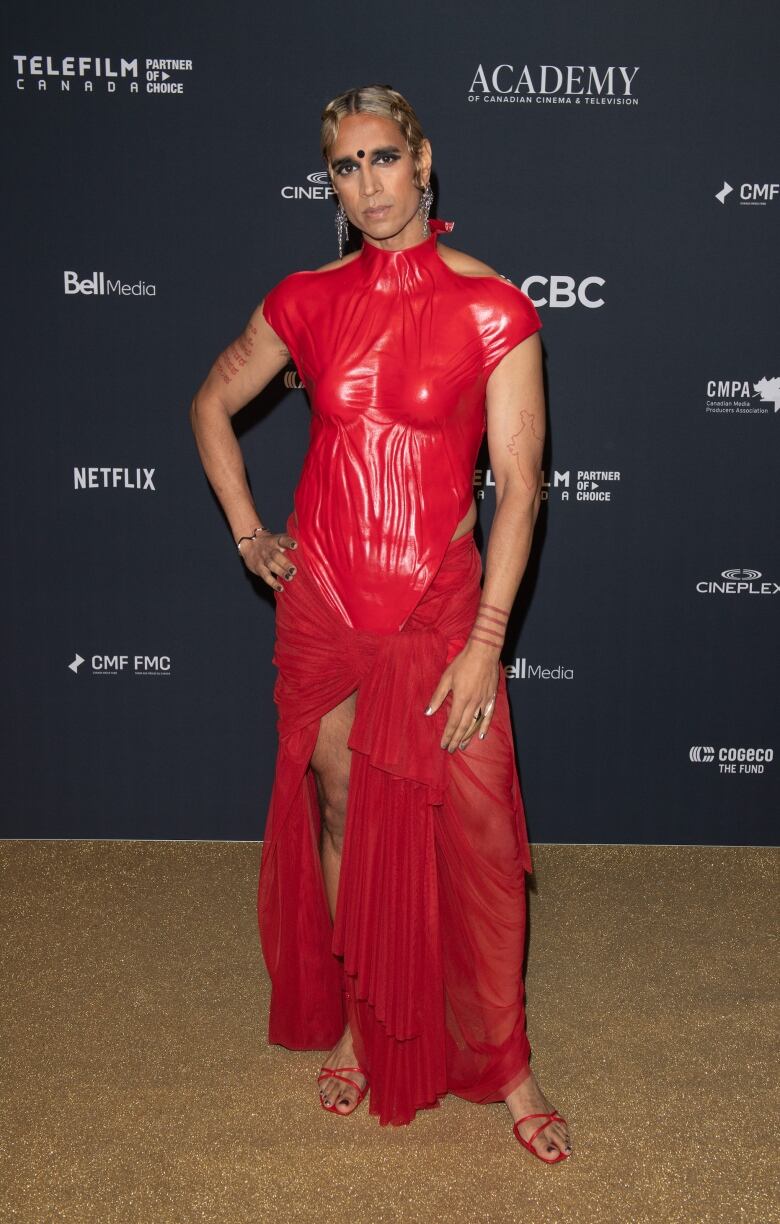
[358,218,454,272]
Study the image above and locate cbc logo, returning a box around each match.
[521,276,605,308]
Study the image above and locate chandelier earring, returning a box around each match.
[418,181,434,238]
[335,200,350,259]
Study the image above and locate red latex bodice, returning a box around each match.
[261,218,542,633]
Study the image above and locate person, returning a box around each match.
[189,84,572,1163]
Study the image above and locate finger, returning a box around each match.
[259,564,284,593]
[442,700,478,752]
[477,697,497,741]
[424,674,453,717]
[279,534,298,550]
[271,549,297,580]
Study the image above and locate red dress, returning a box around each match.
[257,219,543,1126]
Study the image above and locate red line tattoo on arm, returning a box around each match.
[215,320,259,386]
[507,410,542,492]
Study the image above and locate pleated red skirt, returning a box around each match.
[257,513,534,1126]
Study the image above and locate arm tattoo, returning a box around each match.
[215,320,258,386]
[507,410,542,491]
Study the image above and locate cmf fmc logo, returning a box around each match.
[281,171,334,200]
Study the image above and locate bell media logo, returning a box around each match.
[467,63,640,106]
[64,271,157,297]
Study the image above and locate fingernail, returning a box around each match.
[424,706,432,715]
[479,731,485,739]
[276,584,283,592]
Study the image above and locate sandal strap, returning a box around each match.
[513,1110,567,1151]
[317,1065,368,1094]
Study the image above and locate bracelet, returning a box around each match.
[236,525,271,554]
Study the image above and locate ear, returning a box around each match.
[416,138,433,188]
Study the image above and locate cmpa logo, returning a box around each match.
[474,467,621,503]
[715,181,778,206]
[696,568,778,595]
[281,171,334,201]
[467,63,639,106]
[64,271,156,296]
[521,276,604,308]
[69,654,172,676]
[689,744,774,775]
[13,55,193,95]
[705,376,780,416]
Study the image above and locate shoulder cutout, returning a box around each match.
[436,242,500,280]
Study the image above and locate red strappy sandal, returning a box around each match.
[317,1065,369,1115]
[512,1110,572,1163]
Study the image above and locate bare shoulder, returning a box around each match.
[314,250,361,274]
[436,241,505,280]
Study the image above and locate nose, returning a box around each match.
[359,165,382,198]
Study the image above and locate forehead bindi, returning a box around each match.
[331,114,404,161]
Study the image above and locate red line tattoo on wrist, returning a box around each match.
[480,602,510,617]
[469,633,503,650]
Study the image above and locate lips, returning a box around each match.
[365,206,390,218]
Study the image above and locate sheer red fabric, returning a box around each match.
[258,511,534,1127]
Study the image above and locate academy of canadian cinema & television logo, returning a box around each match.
[12,55,193,94]
[704,376,780,416]
[467,63,640,105]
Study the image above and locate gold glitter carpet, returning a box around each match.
[1,841,776,1224]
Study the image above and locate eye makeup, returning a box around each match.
[331,146,403,176]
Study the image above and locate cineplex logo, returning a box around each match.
[689,745,773,775]
[474,468,621,503]
[715,181,778,206]
[505,657,574,680]
[12,55,193,94]
[74,467,156,491]
[696,568,778,595]
[705,376,780,415]
[467,63,639,106]
[68,654,172,676]
[64,271,156,297]
[281,171,334,200]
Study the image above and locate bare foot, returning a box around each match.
[505,1069,572,1161]
[317,1025,367,1115]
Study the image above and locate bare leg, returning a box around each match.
[505,1073,573,1159]
[309,691,367,1114]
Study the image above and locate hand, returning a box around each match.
[425,641,500,753]
[239,529,298,592]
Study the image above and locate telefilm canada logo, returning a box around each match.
[12,55,193,95]
[474,467,621,503]
[64,271,157,297]
[705,376,780,416]
[695,568,778,595]
[281,171,334,201]
[467,63,640,106]
[689,745,774,775]
[715,180,778,206]
[73,467,156,491]
[68,654,172,677]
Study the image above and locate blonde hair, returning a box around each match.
[320,84,428,188]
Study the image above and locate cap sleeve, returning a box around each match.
[261,273,306,378]
[481,278,542,380]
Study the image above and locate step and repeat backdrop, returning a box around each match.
[3,2,777,844]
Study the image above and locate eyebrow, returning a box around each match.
[330,145,403,171]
